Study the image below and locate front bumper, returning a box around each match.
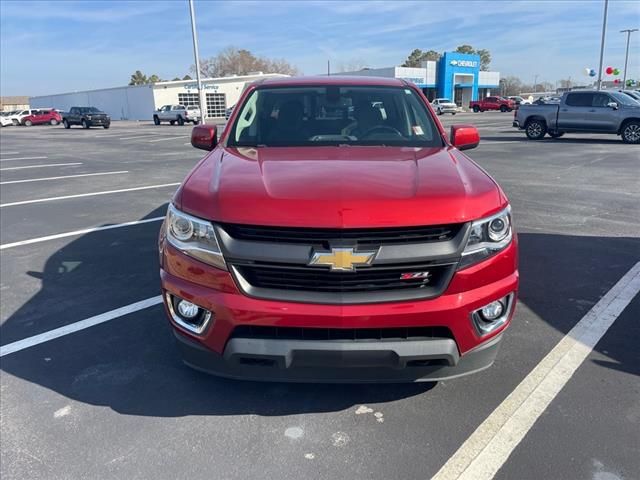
[160,236,518,382]
[174,329,504,383]
[88,118,110,126]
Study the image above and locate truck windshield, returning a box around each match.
[79,107,101,113]
[228,85,443,148]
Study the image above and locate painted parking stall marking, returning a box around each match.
[0,162,83,171]
[433,261,640,480]
[0,156,48,162]
[0,216,165,250]
[0,182,180,207]
[0,170,128,185]
[0,296,163,357]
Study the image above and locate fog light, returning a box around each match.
[165,293,213,335]
[471,294,514,336]
[177,299,199,319]
[480,300,504,321]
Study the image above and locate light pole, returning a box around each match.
[596,0,609,90]
[533,74,538,92]
[189,0,207,123]
[620,28,638,87]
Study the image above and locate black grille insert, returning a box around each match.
[231,325,453,342]
[234,262,454,293]
[221,223,462,246]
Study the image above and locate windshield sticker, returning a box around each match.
[412,125,424,135]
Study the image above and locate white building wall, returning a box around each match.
[30,85,155,120]
[29,73,286,121]
[394,67,426,84]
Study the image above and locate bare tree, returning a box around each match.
[193,46,298,78]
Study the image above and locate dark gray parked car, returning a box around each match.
[514,90,640,143]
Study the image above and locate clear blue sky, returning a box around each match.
[1,0,639,96]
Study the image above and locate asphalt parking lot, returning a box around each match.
[1,114,638,480]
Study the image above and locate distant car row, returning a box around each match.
[0,107,111,129]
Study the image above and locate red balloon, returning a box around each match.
[605,67,613,74]
[614,79,620,84]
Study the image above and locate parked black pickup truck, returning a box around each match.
[63,107,111,129]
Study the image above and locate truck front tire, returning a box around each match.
[500,105,508,113]
[621,120,640,144]
[63,120,70,129]
[177,116,185,126]
[82,119,89,129]
[473,105,480,113]
[525,119,547,140]
[153,116,160,125]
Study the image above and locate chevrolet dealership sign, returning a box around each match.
[450,60,478,68]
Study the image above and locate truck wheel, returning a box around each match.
[500,105,508,113]
[525,119,547,140]
[170,120,175,125]
[437,108,442,115]
[63,120,70,129]
[103,124,110,129]
[548,131,564,138]
[452,112,456,115]
[153,115,160,125]
[82,119,89,129]
[177,116,185,126]
[621,120,640,144]
[473,105,480,113]
[24,120,32,126]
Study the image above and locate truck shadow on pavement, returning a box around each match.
[1,206,638,417]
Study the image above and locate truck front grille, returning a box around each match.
[233,262,454,294]
[221,223,461,246]
[218,222,468,304]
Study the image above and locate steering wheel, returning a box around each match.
[362,126,403,138]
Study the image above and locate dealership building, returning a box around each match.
[342,52,500,106]
[29,72,287,121]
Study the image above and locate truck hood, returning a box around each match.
[179,146,504,228]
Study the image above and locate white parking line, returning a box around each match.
[0,156,48,162]
[433,261,640,480]
[0,152,20,155]
[0,182,180,207]
[0,216,165,250]
[119,135,154,140]
[0,296,163,357]
[0,170,128,185]
[148,136,189,143]
[0,162,83,171]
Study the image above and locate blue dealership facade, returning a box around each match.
[343,52,500,106]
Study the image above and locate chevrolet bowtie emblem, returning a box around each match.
[308,247,378,271]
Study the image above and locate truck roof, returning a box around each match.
[258,75,408,88]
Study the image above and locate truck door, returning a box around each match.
[590,93,620,132]
[557,92,594,131]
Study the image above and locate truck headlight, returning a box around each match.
[165,204,226,270]
[458,206,512,269]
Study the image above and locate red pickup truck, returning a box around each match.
[159,76,518,383]
[469,96,516,113]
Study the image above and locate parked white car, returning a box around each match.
[431,98,458,115]
[7,108,42,125]
[1,112,15,127]
[153,104,200,125]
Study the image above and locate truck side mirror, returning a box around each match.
[606,101,618,110]
[450,125,480,151]
[191,125,217,151]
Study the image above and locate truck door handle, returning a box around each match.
[588,109,596,113]
[561,108,568,112]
